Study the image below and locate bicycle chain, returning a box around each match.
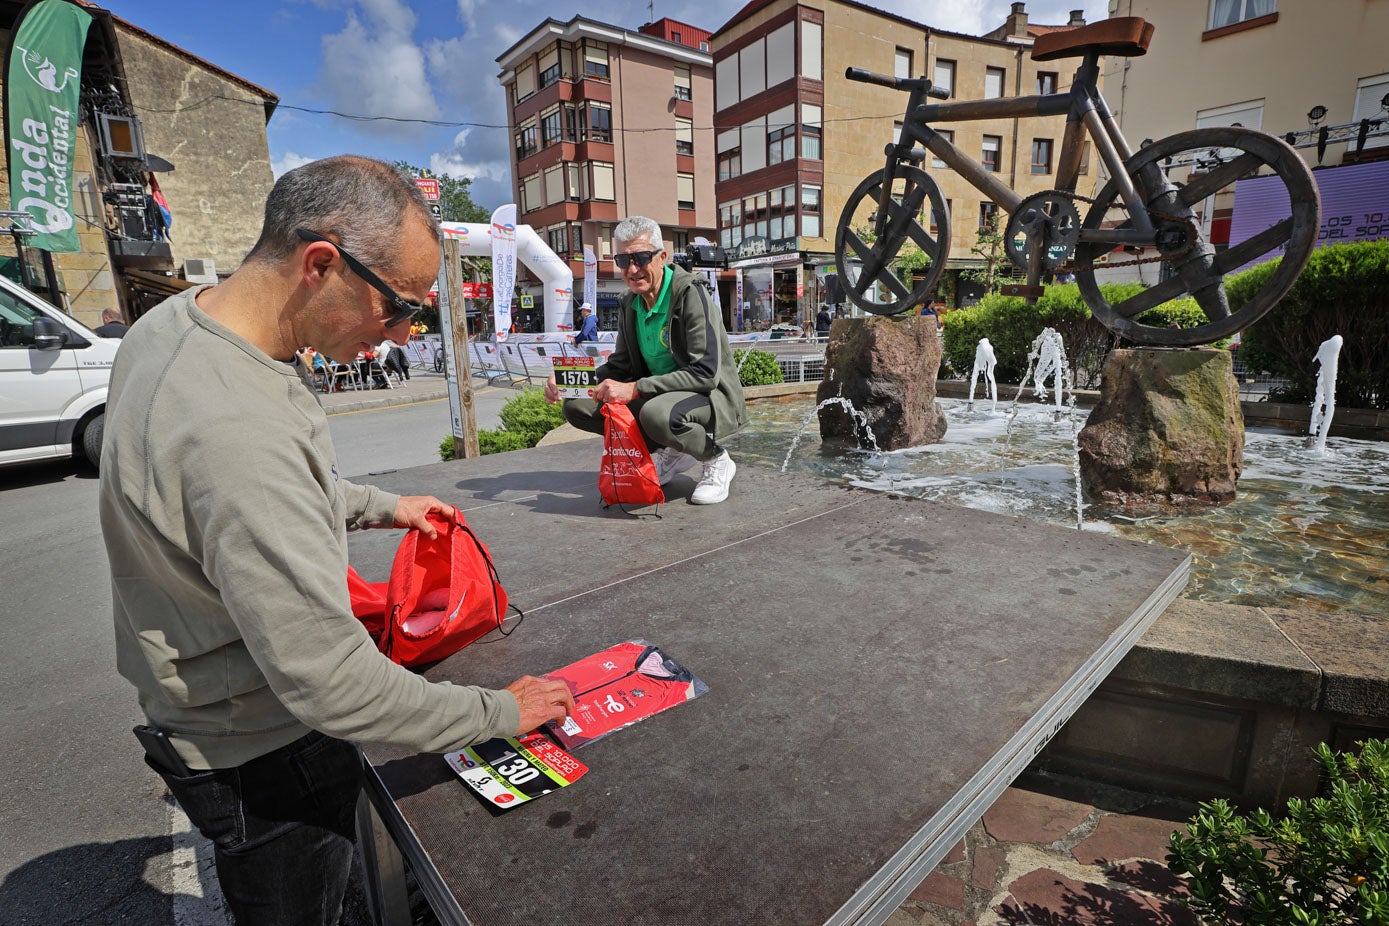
[1035,189,1200,273]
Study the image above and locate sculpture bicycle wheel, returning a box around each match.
[1073,126,1320,347]
[834,164,950,316]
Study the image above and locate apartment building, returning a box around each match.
[710,0,1096,324]
[1102,0,1389,256]
[496,17,716,329]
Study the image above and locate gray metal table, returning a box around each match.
[346,440,1189,926]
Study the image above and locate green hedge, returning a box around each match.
[438,386,564,458]
[734,348,784,386]
[940,282,1228,386]
[1236,240,1389,408]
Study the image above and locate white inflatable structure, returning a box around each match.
[439,222,575,332]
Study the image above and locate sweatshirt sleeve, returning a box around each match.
[636,281,723,397]
[187,416,520,752]
[342,478,399,530]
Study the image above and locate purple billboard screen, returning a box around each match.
[1228,159,1389,271]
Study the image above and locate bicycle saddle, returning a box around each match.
[1031,16,1154,62]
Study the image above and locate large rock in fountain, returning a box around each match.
[817,315,947,451]
[1078,348,1244,513]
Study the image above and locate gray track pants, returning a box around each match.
[562,392,718,461]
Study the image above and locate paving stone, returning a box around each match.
[909,871,966,911]
[1107,860,1190,899]
[983,787,1093,844]
[997,868,1199,925]
[971,846,1008,891]
[1071,812,1187,866]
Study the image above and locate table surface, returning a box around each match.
[348,439,1189,926]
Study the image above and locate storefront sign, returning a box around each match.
[730,235,799,263]
[460,281,493,299]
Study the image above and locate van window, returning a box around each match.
[0,286,41,349]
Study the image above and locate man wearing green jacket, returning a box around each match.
[545,216,747,504]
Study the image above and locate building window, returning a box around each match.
[801,21,822,81]
[1036,71,1057,95]
[719,200,738,249]
[672,31,683,44]
[801,103,822,160]
[931,128,953,168]
[930,199,951,236]
[1208,0,1275,30]
[676,117,694,155]
[982,135,1001,172]
[933,59,955,97]
[585,102,612,143]
[539,45,561,89]
[515,122,538,161]
[541,107,563,148]
[1352,73,1389,152]
[514,64,536,103]
[544,163,564,206]
[674,64,692,101]
[768,185,796,238]
[583,41,609,79]
[521,173,541,213]
[700,41,710,52]
[590,162,615,201]
[677,173,696,211]
[718,146,742,181]
[895,47,913,80]
[1031,138,1053,174]
[985,67,1006,99]
[567,163,581,200]
[672,230,689,252]
[546,224,567,255]
[768,122,795,165]
[979,201,998,230]
[570,224,583,254]
[802,185,821,238]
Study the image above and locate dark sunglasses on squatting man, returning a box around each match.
[614,250,661,270]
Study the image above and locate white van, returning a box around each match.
[0,275,120,469]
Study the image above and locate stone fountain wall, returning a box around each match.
[817,315,947,451]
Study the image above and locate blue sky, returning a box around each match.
[111,0,1110,209]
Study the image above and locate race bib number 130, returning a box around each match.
[445,733,588,809]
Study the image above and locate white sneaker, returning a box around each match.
[691,451,736,505]
[652,446,696,485]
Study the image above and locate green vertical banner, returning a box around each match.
[5,0,92,253]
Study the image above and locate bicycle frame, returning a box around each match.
[886,52,1159,246]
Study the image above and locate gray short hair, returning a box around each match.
[614,216,664,253]
[246,155,438,272]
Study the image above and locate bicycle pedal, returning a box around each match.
[1000,284,1045,298]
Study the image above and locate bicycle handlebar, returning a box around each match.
[845,67,950,99]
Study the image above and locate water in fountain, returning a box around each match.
[998,328,1083,528]
[780,393,880,473]
[968,337,999,413]
[1307,334,1343,454]
[731,396,1389,614]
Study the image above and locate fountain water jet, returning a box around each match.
[968,338,999,413]
[1307,334,1343,454]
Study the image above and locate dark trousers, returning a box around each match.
[149,731,363,926]
[563,392,718,460]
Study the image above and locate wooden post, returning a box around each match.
[442,238,480,458]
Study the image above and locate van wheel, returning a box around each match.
[81,413,105,469]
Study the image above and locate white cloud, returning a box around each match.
[314,0,439,135]
[271,151,317,177]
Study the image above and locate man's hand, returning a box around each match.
[543,374,560,404]
[392,495,452,538]
[593,379,638,404]
[506,675,575,734]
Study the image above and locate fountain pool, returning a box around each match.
[728,396,1389,615]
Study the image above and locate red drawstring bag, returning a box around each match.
[346,506,514,667]
[599,402,664,508]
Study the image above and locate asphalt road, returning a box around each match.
[0,391,521,924]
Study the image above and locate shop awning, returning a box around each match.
[123,268,197,297]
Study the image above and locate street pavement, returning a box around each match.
[0,368,1202,925]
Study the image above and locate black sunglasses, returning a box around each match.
[296,229,425,328]
[614,249,660,270]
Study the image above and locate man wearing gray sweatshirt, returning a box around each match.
[99,155,573,925]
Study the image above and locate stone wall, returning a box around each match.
[115,24,275,277]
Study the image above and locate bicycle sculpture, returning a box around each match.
[833,17,1320,348]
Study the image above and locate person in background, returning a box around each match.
[377,336,410,381]
[94,307,130,339]
[544,215,747,505]
[572,302,599,347]
[816,304,832,336]
[100,155,573,926]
